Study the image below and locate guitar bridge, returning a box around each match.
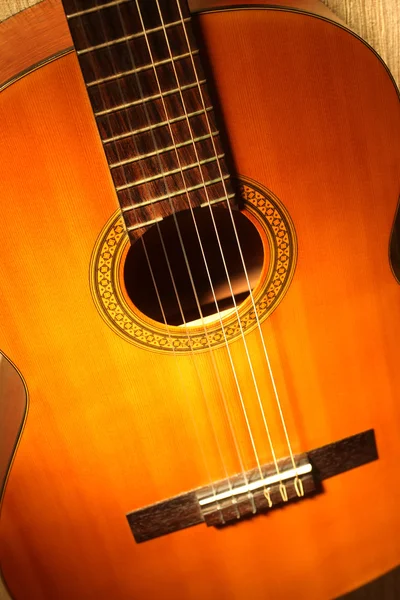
[198,455,314,527]
[127,430,377,543]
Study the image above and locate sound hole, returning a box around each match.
[124,207,265,326]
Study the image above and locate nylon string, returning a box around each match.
[97,0,252,516]
[93,0,299,504]
[173,0,303,495]
[131,0,261,510]
[134,0,278,500]
[151,0,290,496]
[88,0,238,515]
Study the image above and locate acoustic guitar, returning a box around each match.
[0,1,399,598]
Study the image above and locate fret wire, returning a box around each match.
[106,107,213,144]
[102,116,213,146]
[73,0,159,229]
[119,174,230,206]
[86,51,199,87]
[126,191,234,231]
[76,18,191,55]
[107,131,219,165]
[66,0,129,19]
[127,217,163,231]
[200,193,235,208]
[94,80,206,116]
[70,0,226,229]
[115,154,225,186]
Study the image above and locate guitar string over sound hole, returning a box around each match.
[90,180,297,352]
[124,207,265,327]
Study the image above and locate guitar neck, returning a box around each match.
[62,0,235,241]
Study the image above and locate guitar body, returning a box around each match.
[1,6,399,599]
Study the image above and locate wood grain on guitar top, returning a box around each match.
[0,4,399,600]
[0,1,342,88]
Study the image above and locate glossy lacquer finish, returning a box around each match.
[0,7,399,600]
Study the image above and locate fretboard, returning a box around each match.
[62,0,235,241]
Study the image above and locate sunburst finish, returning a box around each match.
[0,6,399,600]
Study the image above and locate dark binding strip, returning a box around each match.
[127,429,377,543]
